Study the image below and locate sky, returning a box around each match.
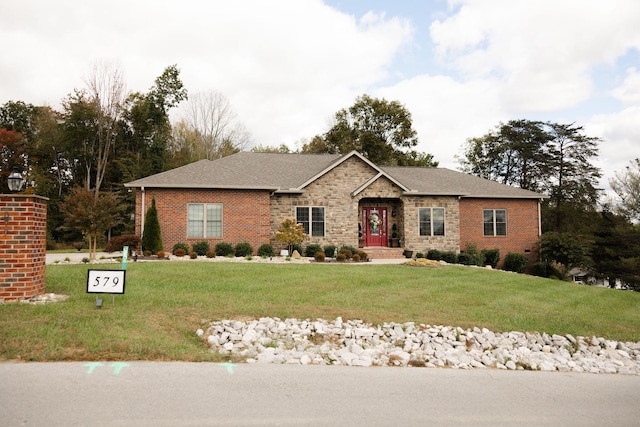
[2,0,639,194]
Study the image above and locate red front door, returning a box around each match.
[362,207,388,247]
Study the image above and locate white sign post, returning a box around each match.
[86,269,126,307]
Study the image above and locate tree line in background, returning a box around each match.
[0,62,637,289]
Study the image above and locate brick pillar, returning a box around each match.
[0,194,48,301]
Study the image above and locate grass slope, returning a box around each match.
[1,262,638,361]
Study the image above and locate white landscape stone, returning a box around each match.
[199,317,640,375]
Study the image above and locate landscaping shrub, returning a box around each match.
[532,261,564,279]
[338,248,353,260]
[304,244,323,257]
[192,241,210,256]
[143,250,151,257]
[426,249,442,261]
[174,248,186,257]
[206,250,216,259]
[105,234,142,253]
[215,242,234,257]
[481,248,500,268]
[416,252,425,259]
[441,251,458,264]
[189,251,198,259]
[504,253,529,273]
[141,197,163,254]
[323,245,337,258]
[457,252,475,266]
[352,254,361,262]
[257,243,274,257]
[172,243,190,255]
[336,253,347,262]
[156,251,165,259]
[314,251,326,262]
[357,251,368,262]
[234,242,254,257]
[340,245,358,257]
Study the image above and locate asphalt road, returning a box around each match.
[1,362,639,426]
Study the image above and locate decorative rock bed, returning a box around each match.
[198,317,640,375]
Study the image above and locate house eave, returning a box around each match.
[123,183,279,191]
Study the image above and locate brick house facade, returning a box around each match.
[126,151,545,266]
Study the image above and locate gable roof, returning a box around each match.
[125,151,545,199]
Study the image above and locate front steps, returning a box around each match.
[361,247,407,260]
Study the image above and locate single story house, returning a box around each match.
[125,151,546,266]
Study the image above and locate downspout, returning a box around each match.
[538,199,542,236]
[141,187,146,238]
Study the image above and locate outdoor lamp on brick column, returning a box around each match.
[7,168,26,193]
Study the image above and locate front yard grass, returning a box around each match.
[1,262,638,361]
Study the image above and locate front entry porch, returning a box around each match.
[359,198,403,249]
[362,246,407,260]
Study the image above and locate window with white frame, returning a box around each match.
[483,209,507,236]
[419,207,445,236]
[296,206,325,237]
[187,203,222,238]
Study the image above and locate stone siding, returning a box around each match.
[401,195,461,254]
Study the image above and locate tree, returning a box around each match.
[84,60,127,197]
[542,123,602,233]
[591,209,640,290]
[141,198,163,254]
[60,187,123,260]
[0,129,26,191]
[459,120,602,233]
[303,94,438,166]
[539,231,592,280]
[610,158,640,222]
[275,218,306,255]
[458,119,549,191]
[181,90,250,160]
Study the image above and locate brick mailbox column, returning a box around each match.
[0,194,48,301]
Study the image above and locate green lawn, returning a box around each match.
[1,262,639,361]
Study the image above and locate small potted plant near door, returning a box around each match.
[389,223,400,247]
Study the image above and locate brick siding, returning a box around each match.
[135,188,271,254]
[0,195,48,301]
[459,198,542,268]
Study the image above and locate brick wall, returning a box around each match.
[135,188,271,254]
[0,195,48,301]
[459,198,542,268]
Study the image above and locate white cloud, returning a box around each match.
[612,67,640,105]
[430,0,640,112]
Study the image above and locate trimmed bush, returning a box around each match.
[441,251,458,264]
[156,251,165,259]
[141,198,163,254]
[257,243,274,257]
[336,253,347,262]
[206,250,216,259]
[457,252,476,266]
[189,251,198,259]
[338,248,353,260]
[340,245,358,257]
[503,253,529,273]
[357,251,368,262]
[304,244,322,257]
[234,242,254,257]
[426,249,442,261]
[105,234,142,253]
[192,241,210,256]
[352,254,361,262]
[481,248,500,268]
[174,248,186,257]
[416,252,425,259]
[215,242,234,257]
[314,251,326,262]
[323,245,337,258]
[172,243,190,255]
